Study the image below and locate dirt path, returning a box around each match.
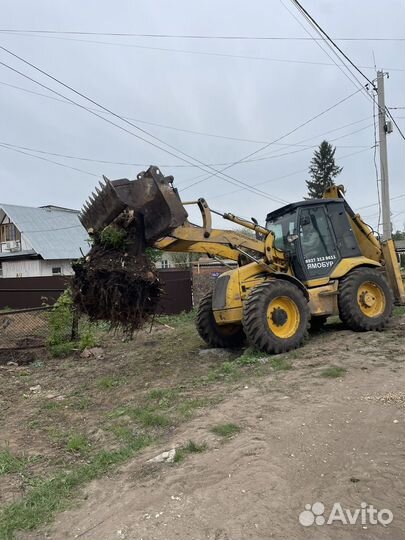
[40,320,404,540]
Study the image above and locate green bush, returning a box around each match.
[48,290,96,357]
[99,226,127,249]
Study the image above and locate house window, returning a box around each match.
[161,260,169,269]
[0,223,21,243]
[52,267,62,275]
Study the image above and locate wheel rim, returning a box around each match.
[357,281,386,317]
[267,296,300,339]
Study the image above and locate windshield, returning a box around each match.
[266,210,297,251]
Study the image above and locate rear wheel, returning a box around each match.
[242,280,309,354]
[338,267,393,331]
[196,292,245,348]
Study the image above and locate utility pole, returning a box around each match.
[376,70,392,241]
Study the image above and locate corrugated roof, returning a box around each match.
[0,203,89,260]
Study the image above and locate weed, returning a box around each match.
[40,401,63,411]
[174,440,207,463]
[176,398,212,418]
[393,305,405,317]
[148,388,180,408]
[79,327,96,350]
[133,409,170,428]
[211,423,241,438]
[47,290,75,355]
[271,357,293,371]
[158,310,196,328]
[49,341,77,358]
[320,366,347,378]
[237,347,263,365]
[66,434,89,454]
[0,448,27,476]
[70,397,91,411]
[99,226,127,249]
[110,425,134,443]
[96,376,126,390]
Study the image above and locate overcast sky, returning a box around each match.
[0,0,404,233]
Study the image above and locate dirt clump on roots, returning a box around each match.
[72,220,161,332]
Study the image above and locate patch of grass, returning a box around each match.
[158,310,196,328]
[0,448,27,476]
[96,375,126,390]
[69,397,91,411]
[111,405,171,428]
[0,437,151,539]
[148,387,180,408]
[271,356,293,371]
[110,425,134,443]
[176,397,213,418]
[66,434,89,454]
[211,423,241,438]
[40,400,63,411]
[237,347,263,365]
[132,409,171,428]
[174,440,207,463]
[393,305,405,317]
[320,366,347,378]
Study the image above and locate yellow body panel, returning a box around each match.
[381,239,405,304]
[308,281,339,316]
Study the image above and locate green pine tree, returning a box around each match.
[306,140,343,199]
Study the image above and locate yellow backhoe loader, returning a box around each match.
[80,165,405,354]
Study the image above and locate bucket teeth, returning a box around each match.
[80,176,124,232]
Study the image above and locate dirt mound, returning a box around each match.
[72,221,161,332]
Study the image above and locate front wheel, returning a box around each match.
[196,292,245,348]
[338,267,393,331]
[242,280,309,354]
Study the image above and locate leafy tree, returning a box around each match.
[392,230,405,241]
[306,140,343,199]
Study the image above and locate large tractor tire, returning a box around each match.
[242,280,309,354]
[338,267,393,331]
[196,292,245,348]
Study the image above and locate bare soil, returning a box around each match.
[1,313,404,540]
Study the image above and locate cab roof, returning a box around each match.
[265,198,342,222]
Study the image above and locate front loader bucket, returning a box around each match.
[79,166,188,242]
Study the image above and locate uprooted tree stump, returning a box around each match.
[72,219,161,333]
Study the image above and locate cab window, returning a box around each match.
[266,211,297,251]
[299,206,338,277]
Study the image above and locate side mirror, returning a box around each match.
[287,234,299,243]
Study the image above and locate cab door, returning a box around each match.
[297,205,340,280]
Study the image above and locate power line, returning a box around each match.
[0,45,364,203]
[0,48,288,204]
[1,31,403,72]
[0,79,373,150]
[357,193,405,210]
[0,142,99,177]
[210,147,374,201]
[0,129,371,171]
[178,88,364,191]
[289,0,405,141]
[0,29,403,41]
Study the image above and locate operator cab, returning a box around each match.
[265,199,361,283]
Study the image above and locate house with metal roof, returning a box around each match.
[0,203,89,278]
